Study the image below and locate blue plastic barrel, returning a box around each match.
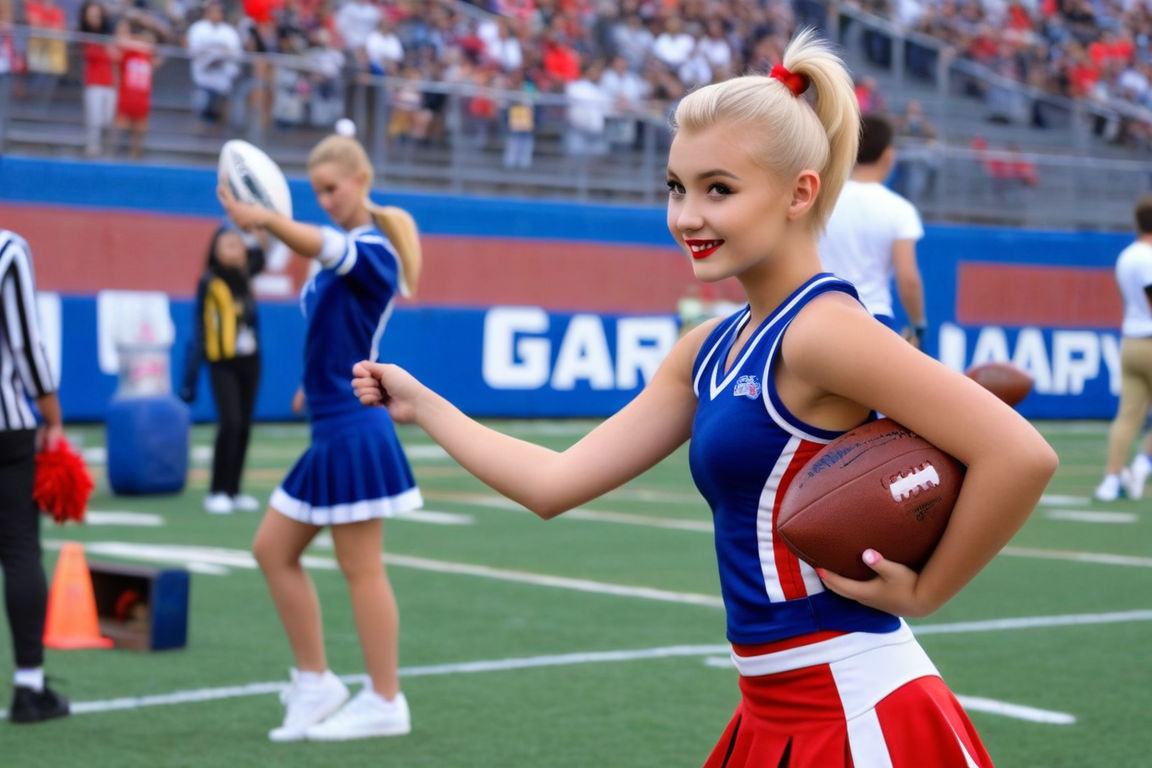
[106,395,190,495]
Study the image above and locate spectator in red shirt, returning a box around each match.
[114,21,162,159]
[79,1,117,157]
[854,75,884,113]
[541,26,580,83]
[244,0,284,25]
[1067,45,1099,97]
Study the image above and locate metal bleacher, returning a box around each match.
[2,2,1150,231]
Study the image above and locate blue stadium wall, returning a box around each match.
[3,157,1129,421]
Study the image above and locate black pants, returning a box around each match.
[0,429,47,669]
[209,355,261,496]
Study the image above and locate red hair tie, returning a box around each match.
[770,63,809,97]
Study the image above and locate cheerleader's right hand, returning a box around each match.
[352,361,421,424]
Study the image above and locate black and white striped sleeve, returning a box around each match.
[0,230,55,430]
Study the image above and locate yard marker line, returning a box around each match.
[1002,546,1152,568]
[405,445,451,460]
[1037,494,1090,507]
[396,644,728,676]
[954,696,1075,724]
[0,643,1074,725]
[424,491,715,532]
[41,540,725,607]
[80,446,106,465]
[393,509,474,525]
[566,509,712,531]
[432,491,1144,534]
[911,609,1152,635]
[1044,510,1137,524]
[85,511,165,527]
[44,541,1152,614]
[385,553,725,607]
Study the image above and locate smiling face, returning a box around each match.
[666,122,812,284]
[309,161,368,230]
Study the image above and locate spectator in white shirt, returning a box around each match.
[335,0,381,56]
[364,17,403,75]
[600,53,647,148]
[186,1,243,131]
[565,59,611,157]
[696,19,732,74]
[651,16,694,70]
[611,12,653,72]
[678,31,713,87]
[480,16,523,72]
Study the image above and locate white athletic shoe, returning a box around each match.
[204,493,234,515]
[304,689,411,741]
[268,669,349,742]
[1094,473,1125,502]
[1126,455,1152,501]
[231,494,261,512]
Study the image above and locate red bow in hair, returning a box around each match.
[34,436,94,524]
[770,64,809,97]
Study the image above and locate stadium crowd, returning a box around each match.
[2,0,1151,153]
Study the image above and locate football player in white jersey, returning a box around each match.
[819,113,928,348]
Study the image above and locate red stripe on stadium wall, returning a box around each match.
[956,263,1120,328]
[8,204,219,295]
[5,203,746,312]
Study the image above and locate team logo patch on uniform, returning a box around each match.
[733,374,761,399]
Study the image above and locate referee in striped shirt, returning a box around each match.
[0,229,69,724]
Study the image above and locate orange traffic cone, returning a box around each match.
[43,542,114,649]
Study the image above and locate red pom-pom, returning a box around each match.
[33,437,94,524]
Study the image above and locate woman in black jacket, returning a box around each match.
[180,225,265,514]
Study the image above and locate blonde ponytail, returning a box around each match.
[778,29,859,227]
[672,28,859,230]
[369,203,422,298]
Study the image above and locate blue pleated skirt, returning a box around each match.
[270,408,422,526]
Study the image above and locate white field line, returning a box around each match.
[393,509,475,525]
[20,542,1149,726]
[1001,546,1152,568]
[911,609,1152,635]
[426,492,1152,565]
[426,491,715,531]
[1044,510,1138,524]
[386,553,723,606]
[955,696,1075,725]
[1038,494,1091,507]
[84,511,166,527]
[405,445,452,461]
[41,540,725,607]
[0,638,1082,725]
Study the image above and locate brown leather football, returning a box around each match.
[777,418,965,580]
[965,361,1033,406]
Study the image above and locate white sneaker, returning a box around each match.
[268,669,349,742]
[304,688,410,741]
[1126,455,1152,500]
[1094,473,1123,502]
[231,494,261,512]
[204,493,234,514]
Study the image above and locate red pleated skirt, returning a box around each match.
[703,625,992,768]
